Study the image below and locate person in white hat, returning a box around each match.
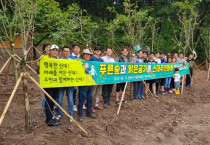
[78,49,97,121]
[43,44,61,126]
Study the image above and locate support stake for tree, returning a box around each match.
[26,72,88,135]
[117,82,128,115]
[0,73,23,125]
[143,81,158,102]
[207,63,210,81]
[0,57,11,74]
[181,75,185,94]
[3,58,12,84]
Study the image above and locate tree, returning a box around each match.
[171,0,200,54]
[0,0,20,82]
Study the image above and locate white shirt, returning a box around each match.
[176,58,186,63]
[154,57,161,64]
[101,55,115,62]
[174,73,181,82]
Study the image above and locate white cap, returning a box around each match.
[81,49,93,55]
[50,44,59,50]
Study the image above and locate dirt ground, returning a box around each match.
[0,52,210,145]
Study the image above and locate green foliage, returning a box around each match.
[1,0,209,62]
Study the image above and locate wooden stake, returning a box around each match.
[194,61,205,69]
[181,75,185,94]
[0,57,11,74]
[0,73,23,125]
[199,63,208,70]
[207,64,210,81]
[26,64,39,76]
[15,54,39,76]
[32,45,42,56]
[3,58,12,84]
[117,82,128,115]
[26,72,88,135]
[206,59,209,70]
[143,81,158,101]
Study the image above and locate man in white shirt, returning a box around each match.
[101,48,115,108]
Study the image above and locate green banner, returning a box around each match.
[40,58,190,88]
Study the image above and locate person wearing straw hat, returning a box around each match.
[78,49,96,122]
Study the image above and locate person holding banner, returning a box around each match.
[133,50,145,100]
[69,44,83,112]
[89,46,104,110]
[145,52,158,98]
[78,49,96,121]
[115,48,129,104]
[154,51,161,97]
[101,48,115,108]
[160,52,167,95]
[56,46,74,123]
[43,44,61,126]
[164,57,172,93]
[186,51,197,87]
[176,52,186,65]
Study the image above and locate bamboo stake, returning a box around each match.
[194,61,205,69]
[0,55,3,59]
[26,72,88,135]
[206,59,209,70]
[0,57,11,74]
[3,58,12,84]
[32,45,42,56]
[143,81,158,102]
[207,64,210,81]
[26,64,39,76]
[117,82,128,115]
[15,54,39,76]
[193,62,205,78]
[181,75,185,94]
[0,73,23,125]
[199,63,208,70]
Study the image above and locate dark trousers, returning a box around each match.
[133,81,144,99]
[73,88,77,105]
[78,86,93,116]
[156,79,160,93]
[44,88,59,123]
[102,84,114,104]
[186,68,193,86]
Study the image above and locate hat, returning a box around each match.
[94,46,101,51]
[81,49,93,55]
[50,44,59,50]
[134,45,141,52]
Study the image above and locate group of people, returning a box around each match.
[37,43,197,126]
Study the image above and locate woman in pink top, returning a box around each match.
[101,48,115,108]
